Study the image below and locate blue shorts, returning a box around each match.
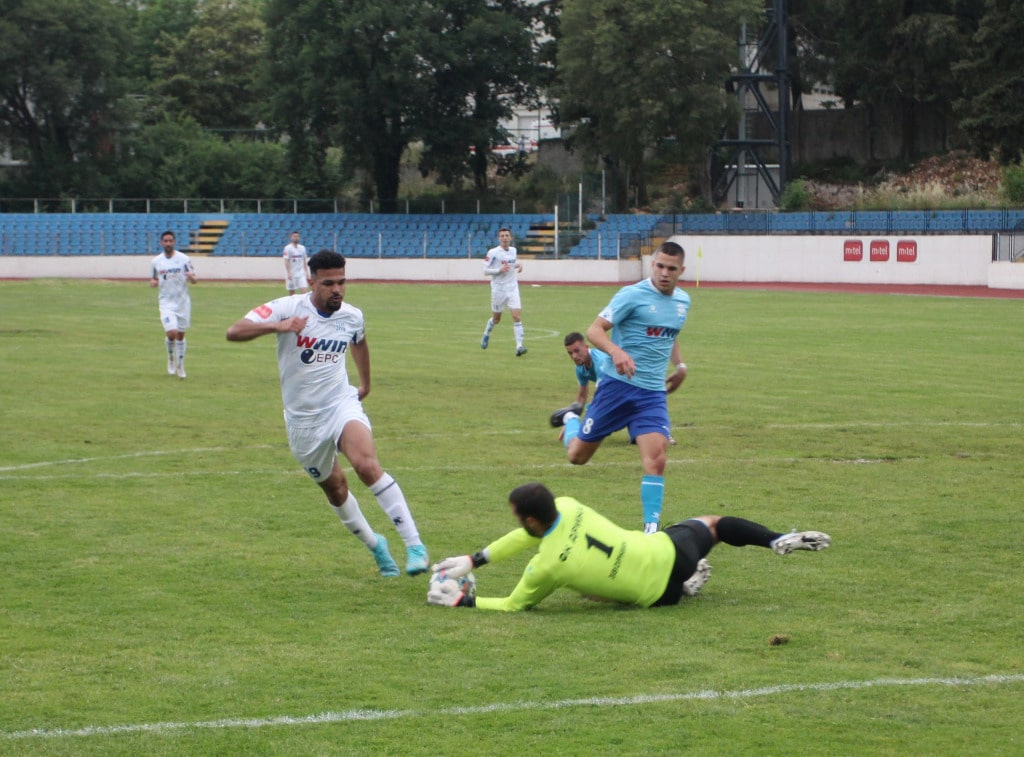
[577,379,671,443]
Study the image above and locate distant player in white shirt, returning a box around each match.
[282,231,309,294]
[226,250,429,578]
[150,230,196,379]
[480,227,527,356]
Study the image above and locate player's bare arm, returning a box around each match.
[586,318,635,378]
[349,337,371,400]
[225,315,308,342]
[665,338,687,393]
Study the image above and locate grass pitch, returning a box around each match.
[1,278,1022,755]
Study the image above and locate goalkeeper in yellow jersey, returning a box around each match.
[428,482,830,611]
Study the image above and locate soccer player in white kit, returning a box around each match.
[226,250,429,577]
[282,231,309,294]
[150,230,196,379]
[480,227,527,356]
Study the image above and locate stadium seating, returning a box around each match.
[4,207,1022,259]
[965,210,1005,232]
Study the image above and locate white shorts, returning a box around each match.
[159,303,191,332]
[287,401,372,482]
[491,287,522,313]
[286,274,309,290]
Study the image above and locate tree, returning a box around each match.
[553,0,760,208]
[118,0,200,89]
[952,0,1024,164]
[263,0,423,204]
[263,0,543,207]
[793,0,984,161]
[416,0,540,192]
[0,0,133,195]
[149,0,270,131]
[116,115,297,199]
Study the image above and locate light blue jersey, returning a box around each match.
[597,279,690,391]
[575,347,611,389]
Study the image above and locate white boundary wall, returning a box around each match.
[1,235,1021,289]
[666,234,1020,289]
[0,255,642,284]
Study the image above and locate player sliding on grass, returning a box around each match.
[428,482,829,611]
[226,250,429,578]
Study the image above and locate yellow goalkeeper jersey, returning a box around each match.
[475,497,676,611]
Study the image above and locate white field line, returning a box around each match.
[15,453,1024,482]
[3,674,1021,741]
[2,419,1019,475]
[0,446,280,472]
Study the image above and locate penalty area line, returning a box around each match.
[3,674,1022,741]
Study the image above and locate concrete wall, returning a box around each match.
[665,234,994,286]
[0,254,642,285]
[3,236,1021,290]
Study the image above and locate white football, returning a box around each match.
[429,569,476,600]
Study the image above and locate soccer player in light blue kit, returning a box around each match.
[551,242,690,534]
[561,331,612,413]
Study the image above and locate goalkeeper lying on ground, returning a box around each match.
[428,482,830,611]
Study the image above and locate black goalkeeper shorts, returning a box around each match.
[652,519,714,607]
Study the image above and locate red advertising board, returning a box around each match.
[870,240,890,262]
[844,240,863,261]
[897,240,918,262]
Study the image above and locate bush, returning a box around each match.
[778,178,812,211]
[1002,160,1024,205]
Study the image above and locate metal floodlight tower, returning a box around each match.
[713,0,791,208]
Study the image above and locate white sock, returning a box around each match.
[513,322,525,347]
[330,492,376,547]
[370,473,421,546]
[176,338,187,365]
[166,337,176,365]
[484,317,495,335]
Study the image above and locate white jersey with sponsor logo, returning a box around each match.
[243,294,364,426]
[483,244,519,291]
[283,243,308,280]
[151,251,194,306]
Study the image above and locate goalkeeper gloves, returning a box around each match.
[430,555,472,579]
[430,551,488,580]
[427,575,475,607]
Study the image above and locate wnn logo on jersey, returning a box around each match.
[645,326,679,339]
[296,334,348,364]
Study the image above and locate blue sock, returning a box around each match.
[563,415,581,447]
[640,475,664,525]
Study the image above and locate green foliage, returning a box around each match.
[778,178,812,211]
[116,115,302,198]
[790,157,867,184]
[953,0,1024,164]
[0,0,132,195]
[794,0,981,160]
[149,0,271,130]
[415,0,541,192]
[263,0,542,207]
[1002,159,1024,205]
[0,280,1022,753]
[120,0,200,86]
[553,0,759,206]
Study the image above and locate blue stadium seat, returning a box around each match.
[965,209,1004,232]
